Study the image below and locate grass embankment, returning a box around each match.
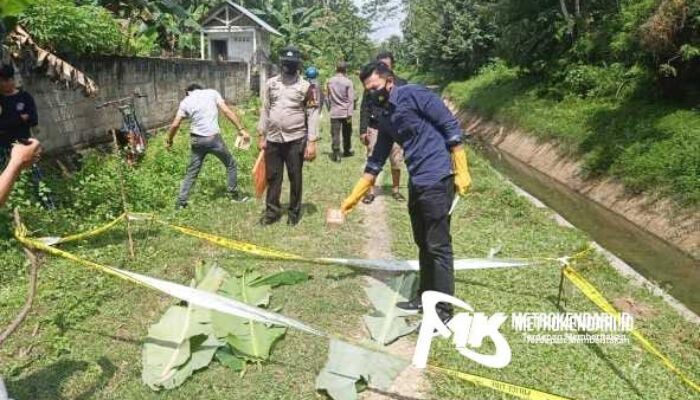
[442,64,700,208]
[0,102,371,399]
[386,150,700,399]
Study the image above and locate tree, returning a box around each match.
[402,0,498,76]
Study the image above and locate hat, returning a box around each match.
[280,47,302,63]
[0,64,15,80]
[305,66,319,79]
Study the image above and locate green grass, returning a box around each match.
[0,102,371,399]
[442,64,700,207]
[386,150,700,399]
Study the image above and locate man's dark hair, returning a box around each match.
[359,61,394,83]
[375,51,395,66]
[185,83,203,94]
[0,64,15,80]
[336,62,348,74]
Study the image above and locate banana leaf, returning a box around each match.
[363,274,419,346]
[212,271,287,361]
[316,340,409,400]
[142,266,225,390]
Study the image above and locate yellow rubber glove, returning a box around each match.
[340,176,374,214]
[452,148,472,196]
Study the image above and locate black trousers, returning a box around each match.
[330,118,352,153]
[408,175,455,312]
[265,138,305,220]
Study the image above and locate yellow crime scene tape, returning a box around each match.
[563,266,700,394]
[430,365,573,400]
[19,213,700,396]
[16,218,575,400]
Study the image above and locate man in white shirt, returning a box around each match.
[166,84,250,208]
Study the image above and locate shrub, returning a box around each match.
[19,0,124,56]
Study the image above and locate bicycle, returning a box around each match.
[97,92,148,165]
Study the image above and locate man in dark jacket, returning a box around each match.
[341,62,472,323]
[0,64,38,163]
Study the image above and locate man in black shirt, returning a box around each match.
[0,64,38,161]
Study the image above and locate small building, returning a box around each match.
[199,1,281,95]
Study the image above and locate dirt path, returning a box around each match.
[359,183,430,400]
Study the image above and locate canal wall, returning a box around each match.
[447,100,700,260]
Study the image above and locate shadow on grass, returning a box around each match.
[549,298,645,398]
[455,277,546,300]
[69,327,141,346]
[7,357,116,400]
[448,73,535,120]
[579,95,673,178]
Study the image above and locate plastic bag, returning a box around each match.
[252,151,267,199]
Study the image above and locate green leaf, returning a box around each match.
[142,305,208,390]
[212,271,287,361]
[363,314,418,347]
[220,272,271,307]
[142,265,227,390]
[316,340,408,400]
[225,324,286,360]
[249,270,310,288]
[363,274,419,346]
[215,347,245,372]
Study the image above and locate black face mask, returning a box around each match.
[368,82,390,105]
[281,61,299,75]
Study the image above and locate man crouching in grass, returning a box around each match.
[166,84,250,209]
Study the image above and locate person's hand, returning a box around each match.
[20,114,30,122]
[340,176,374,214]
[452,147,472,196]
[10,138,41,169]
[258,136,267,151]
[360,133,369,146]
[165,137,173,151]
[304,141,317,162]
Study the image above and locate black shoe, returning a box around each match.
[392,191,406,202]
[259,215,280,226]
[343,150,354,157]
[332,151,342,163]
[175,201,188,210]
[229,191,250,203]
[287,215,300,226]
[362,193,375,205]
[396,298,422,314]
[437,309,453,325]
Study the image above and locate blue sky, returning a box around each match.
[353,0,405,43]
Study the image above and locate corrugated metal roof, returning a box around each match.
[201,1,282,36]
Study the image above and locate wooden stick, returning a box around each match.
[112,130,135,259]
[0,209,42,347]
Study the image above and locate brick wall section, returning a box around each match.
[20,56,249,154]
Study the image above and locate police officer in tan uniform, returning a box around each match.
[257,47,320,226]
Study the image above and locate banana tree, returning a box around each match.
[251,0,323,57]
